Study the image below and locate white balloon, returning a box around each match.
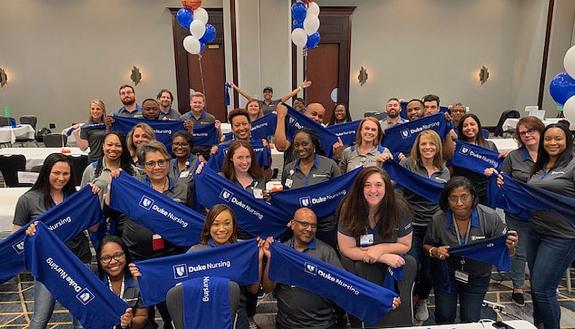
[564,45,575,79]
[563,95,575,123]
[307,2,320,16]
[189,20,206,38]
[303,14,320,35]
[183,35,201,54]
[194,7,209,24]
[291,28,308,48]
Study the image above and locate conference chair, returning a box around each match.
[493,110,520,137]
[43,133,67,147]
[16,115,39,146]
[0,116,11,127]
[67,155,88,186]
[0,154,32,187]
[166,280,241,329]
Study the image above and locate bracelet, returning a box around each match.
[428,247,436,258]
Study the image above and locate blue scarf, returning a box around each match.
[285,105,338,158]
[0,187,102,284]
[206,140,271,172]
[381,113,449,153]
[183,276,232,329]
[24,222,128,329]
[136,239,259,306]
[326,120,360,146]
[451,141,502,174]
[487,173,575,221]
[80,123,106,132]
[269,242,398,326]
[382,266,404,294]
[192,123,219,146]
[112,116,185,153]
[109,172,205,247]
[269,167,362,219]
[436,235,510,293]
[382,160,445,203]
[195,167,291,238]
[224,113,278,142]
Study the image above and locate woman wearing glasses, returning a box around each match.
[423,177,517,324]
[169,130,197,184]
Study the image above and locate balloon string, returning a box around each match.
[198,54,207,110]
[303,48,308,102]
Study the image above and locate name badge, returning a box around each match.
[454,270,469,284]
[284,178,293,189]
[360,234,374,248]
[471,235,485,241]
[253,188,263,199]
[179,171,190,178]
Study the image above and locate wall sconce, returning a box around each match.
[131,66,142,85]
[479,65,489,85]
[0,68,8,87]
[358,66,368,86]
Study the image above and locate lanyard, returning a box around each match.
[107,275,125,300]
[452,218,471,246]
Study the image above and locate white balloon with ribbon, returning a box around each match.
[564,45,575,79]
[303,14,320,35]
[194,7,209,24]
[183,35,201,54]
[563,95,575,122]
[291,28,308,48]
[190,19,206,38]
[307,2,320,16]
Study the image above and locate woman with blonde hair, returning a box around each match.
[126,123,155,165]
[73,99,107,163]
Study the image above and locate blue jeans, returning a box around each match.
[525,225,575,329]
[29,281,83,329]
[408,226,432,300]
[506,216,528,289]
[433,274,490,324]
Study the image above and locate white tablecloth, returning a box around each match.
[387,320,536,329]
[0,125,35,144]
[488,138,518,153]
[503,118,575,131]
[0,187,30,232]
[0,147,87,170]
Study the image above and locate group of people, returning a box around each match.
[9,84,575,329]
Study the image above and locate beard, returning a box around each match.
[121,97,135,106]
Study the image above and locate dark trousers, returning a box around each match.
[408,226,433,300]
[433,274,490,324]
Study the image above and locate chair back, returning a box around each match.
[67,155,88,186]
[494,110,520,137]
[20,115,38,129]
[0,154,31,187]
[0,116,10,127]
[166,280,241,329]
[43,133,68,147]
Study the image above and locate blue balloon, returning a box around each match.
[306,32,320,49]
[176,8,193,30]
[200,24,217,44]
[200,42,206,54]
[550,72,575,105]
[292,19,303,29]
[291,2,307,23]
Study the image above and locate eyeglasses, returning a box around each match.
[518,128,537,137]
[448,193,471,203]
[144,159,169,169]
[293,219,317,229]
[99,252,125,264]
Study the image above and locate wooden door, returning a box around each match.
[306,44,339,123]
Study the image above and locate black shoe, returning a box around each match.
[512,292,525,306]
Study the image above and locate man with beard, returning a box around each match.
[156,89,180,120]
[261,207,345,329]
[423,94,441,117]
[116,85,142,117]
[406,99,425,121]
[380,98,409,130]
[179,92,221,159]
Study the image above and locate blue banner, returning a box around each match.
[251,113,277,141]
[382,266,404,294]
[285,105,338,158]
[0,187,102,284]
[195,167,291,238]
[136,239,259,306]
[451,141,502,174]
[269,242,398,326]
[381,113,449,154]
[24,222,128,329]
[109,172,204,247]
[269,167,361,219]
[193,123,219,146]
[112,116,185,153]
[183,276,232,329]
[207,140,271,172]
[383,160,445,203]
[487,173,575,221]
[326,120,360,146]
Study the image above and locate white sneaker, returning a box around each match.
[414,298,429,322]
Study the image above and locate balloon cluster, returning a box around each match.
[550,45,575,122]
[176,0,217,55]
[290,1,321,49]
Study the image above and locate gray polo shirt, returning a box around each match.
[116,104,143,117]
[159,108,181,120]
[424,205,506,278]
[169,155,198,185]
[340,145,391,173]
[399,158,450,227]
[13,190,92,263]
[80,122,106,163]
[259,99,280,115]
[380,117,408,131]
[528,157,575,238]
[178,110,216,125]
[281,155,340,189]
[275,238,342,329]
